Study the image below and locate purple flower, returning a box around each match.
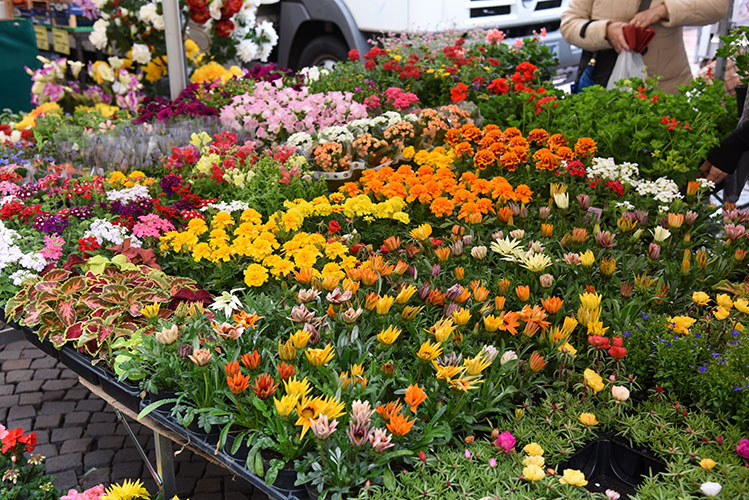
[43,83,65,102]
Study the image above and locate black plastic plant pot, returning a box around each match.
[58,346,107,385]
[557,439,666,498]
[149,391,178,416]
[99,373,143,413]
[262,455,306,498]
[22,327,60,360]
[224,433,252,464]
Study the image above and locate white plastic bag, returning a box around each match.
[606,51,647,90]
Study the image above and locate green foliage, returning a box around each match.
[717,26,749,85]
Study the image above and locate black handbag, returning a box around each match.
[571,0,651,93]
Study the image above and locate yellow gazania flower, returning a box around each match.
[448,374,483,392]
[402,305,425,321]
[295,395,322,439]
[283,376,312,402]
[317,394,346,420]
[580,250,595,268]
[395,285,417,305]
[463,353,491,376]
[579,292,602,310]
[429,318,455,343]
[483,314,502,333]
[451,307,471,326]
[692,291,711,306]
[289,329,311,349]
[278,339,296,361]
[417,341,443,361]
[432,361,465,381]
[715,294,733,310]
[583,368,604,393]
[377,326,402,346]
[101,479,150,500]
[713,306,730,321]
[410,223,433,241]
[140,303,160,319]
[376,295,395,315]
[305,344,335,366]
[274,394,297,417]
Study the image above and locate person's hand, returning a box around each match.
[630,4,668,28]
[606,22,630,53]
[699,160,729,184]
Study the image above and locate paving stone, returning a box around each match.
[176,478,198,497]
[178,461,206,477]
[46,453,82,474]
[89,412,116,424]
[2,358,31,370]
[194,478,222,493]
[34,414,62,429]
[0,350,20,360]
[86,422,118,437]
[51,427,83,443]
[34,368,61,380]
[60,438,93,455]
[0,408,6,422]
[59,369,78,379]
[95,435,124,449]
[52,470,80,491]
[0,372,4,383]
[79,467,111,490]
[65,412,91,426]
[6,369,34,383]
[8,405,36,420]
[76,399,105,412]
[34,429,50,444]
[64,388,89,400]
[0,384,13,396]
[43,389,65,401]
[6,418,32,430]
[35,443,57,458]
[14,380,44,393]
[111,461,142,481]
[24,350,47,359]
[18,391,44,406]
[42,378,77,391]
[0,394,20,409]
[84,449,115,469]
[5,340,27,351]
[40,400,77,415]
[30,356,58,369]
[114,447,142,463]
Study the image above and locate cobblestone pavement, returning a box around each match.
[0,330,268,500]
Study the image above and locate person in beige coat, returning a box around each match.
[561,0,729,93]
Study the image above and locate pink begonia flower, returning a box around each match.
[0,424,8,440]
[514,38,523,48]
[496,431,516,453]
[60,484,106,500]
[737,439,749,459]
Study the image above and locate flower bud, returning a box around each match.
[538,206,551,220]
[156,325,179,345]
[381,360,396,377]
[620,282,633,298]
[471,245,487,260]
[539,274,554,288]
[576,193,590,210]
[500,350,518,365]
[648,243,660,260]
[611,385,630,402]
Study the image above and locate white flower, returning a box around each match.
[68,60,84,78]
[700,482,722,497]
[107,56,124,70]
[10,270,38,286]
[89,20,109,50]
[106,184,151,203]
[138,3,157,24]
[210,290,244,317]
[236,39,259,63]
[201,200,252,213]
[500,351,518,365]
[208,0,222,20]
[151,15,165,31]
[300,66,321,82]
[93,0,107,9]
[131,43,152,64]
[605,490,620,500]
[652,226,671,243]
[553,192,569,210]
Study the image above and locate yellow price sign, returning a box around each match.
[51,28,70,55]
[33,25,49,51]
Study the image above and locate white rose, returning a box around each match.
[131,43,152,64]
[151,15,164,31]
[108,56,124,69]
[138,3,157,23]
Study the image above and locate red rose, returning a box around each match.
[215,19,235,38]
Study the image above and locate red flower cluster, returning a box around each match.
[1,427,36,454]
[450,83,468,103]
[185,0,241,36]
[0,200,43,223]
[588,335,627,358]
[0,124,33,143]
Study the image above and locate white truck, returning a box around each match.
[260,0,579,70]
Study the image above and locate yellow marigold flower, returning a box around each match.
[583,368,604,393]
[578,413,598,426]
[692,291,710,306]
[305,344,335,366]
[244,264,269,287]
[417,341,443,361]
[559,469,588,487]
[377,326,402,346]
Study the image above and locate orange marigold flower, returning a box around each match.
[444,129,461,146]
[252,373,279,399]
[529,351,548,372]
[460,123,482,142]
[500,151,521,171]
[473,149,497,170]
[453,142,474,157]
[528,128,549,145]
[547,133,568,151]
[404,384,427,413]
[503,127,522,139]
[227,372,250,394]
[225,360,241,377]
[541,296,564,314]
[430,196,455,217]
[533,148,560,171]
[556,146,575,161]
[387,412,416,436]
[376,400,404,421]
[513,185,533,204]
[241,350,261,370]
[277,361,295,381]
[574,137,597,158]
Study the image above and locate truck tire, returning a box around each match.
[297,36,349,69]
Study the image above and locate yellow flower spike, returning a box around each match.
[305,344,335,366]
[377,326,402,346]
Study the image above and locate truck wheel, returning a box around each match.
[297,36,349,69]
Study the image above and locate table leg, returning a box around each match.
[155,431,177,499]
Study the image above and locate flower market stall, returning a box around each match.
[0,21,748,500]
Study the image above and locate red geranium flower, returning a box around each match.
[450,83,468,103]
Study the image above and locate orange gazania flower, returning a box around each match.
[516,285,530,302]
[276,361,295,381]
[376,400,404,421]
[294,266,315,285]
[252,373,279,399]
[241,350,261,370]
[435,246,451,261]
[227,372,250,394]
[541,296,563,314]
[404,384,427,413]
[382,236,401,252]
[426,289,446,306]
[233,311,263,330]
[497,206,514,223]
[387,412,415,436]
[225,360,240,377]
[529,351,548,372]
[359,267,380,286]
[541,223,554,237]
[498,311,520,335]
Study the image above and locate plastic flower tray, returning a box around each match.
[22,326,61,360]
[58,346,108,385]
[557,438,666,498]
[99,373,143,413]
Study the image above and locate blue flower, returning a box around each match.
[642,313,650,320]
[698,365,708,373]
[623,330,631,337]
